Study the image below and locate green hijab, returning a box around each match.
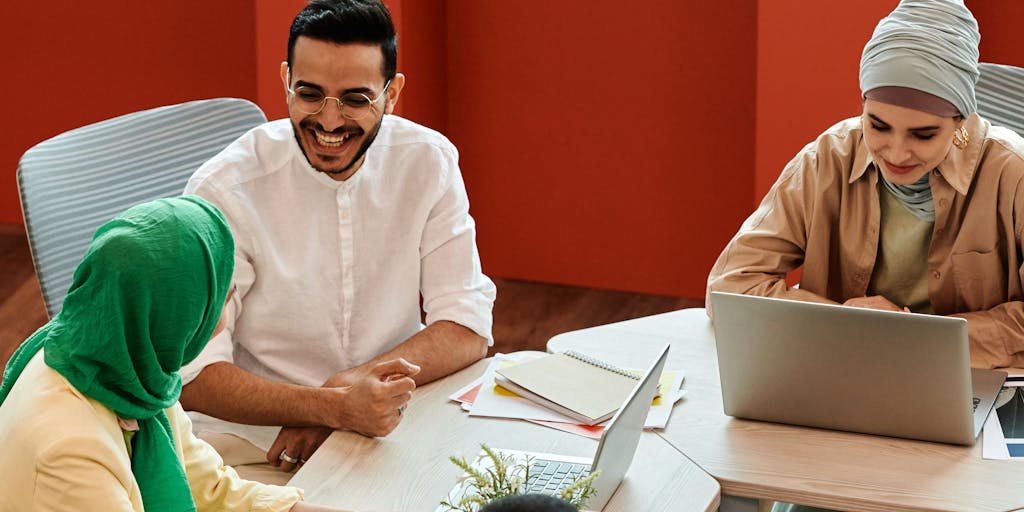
[0,196,233,512]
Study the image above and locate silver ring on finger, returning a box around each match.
[279,450,299,464]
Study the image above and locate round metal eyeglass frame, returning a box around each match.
[286,71,391,120]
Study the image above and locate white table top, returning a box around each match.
[548,308,1024,512]
[290,358,720,512]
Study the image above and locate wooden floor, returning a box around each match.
[0,225,49,368]
[489,278,701,355]
[0,226,702,368]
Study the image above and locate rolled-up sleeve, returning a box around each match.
[419,148,496,343]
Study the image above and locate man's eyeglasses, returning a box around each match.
[286,72,391,120]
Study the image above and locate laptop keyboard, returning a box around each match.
[525,459,590,494]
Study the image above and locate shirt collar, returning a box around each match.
[851,130,873,184]
[936,113,985,196]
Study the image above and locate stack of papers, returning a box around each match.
[449,352,686,439]
[494,350,654,425]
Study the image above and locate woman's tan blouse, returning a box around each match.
[708,114,1024,369]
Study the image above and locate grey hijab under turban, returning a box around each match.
[860,0,981,117]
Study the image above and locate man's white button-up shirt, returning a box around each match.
[180,115,495,448]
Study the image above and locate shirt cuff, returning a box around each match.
[428,299,495,345]
[252,486,304,512]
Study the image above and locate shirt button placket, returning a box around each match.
[338,184,355,345]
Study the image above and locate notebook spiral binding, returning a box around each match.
[561,350,640,380]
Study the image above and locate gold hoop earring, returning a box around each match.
[952,126,969,149]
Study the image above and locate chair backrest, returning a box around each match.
[976,62,1024,137]
[17,98,267,317]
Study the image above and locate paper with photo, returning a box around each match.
[982,385,1024,460]
[449,375,484,405]
[528,419,606,440]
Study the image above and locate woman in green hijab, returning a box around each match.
[0,197,347,511]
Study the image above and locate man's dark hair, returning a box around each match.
[287,0,397,80]
[478,493,577,512]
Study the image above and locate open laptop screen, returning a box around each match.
[710,291,1003,445]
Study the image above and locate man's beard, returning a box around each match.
[294,116,384,176]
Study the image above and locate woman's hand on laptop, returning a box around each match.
[843,295,910,312]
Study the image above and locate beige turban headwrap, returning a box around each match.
[860,0,980,117]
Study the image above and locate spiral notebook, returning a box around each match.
[494,350,652,425]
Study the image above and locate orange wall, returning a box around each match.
[0,1,258,224]
[443,1,757,297]
[972,0,1024,68]
[389,0,448,133]
[255,0,309,121]
[754,1,892,201]
[4,1,1023,299]
[754,0,1024,201]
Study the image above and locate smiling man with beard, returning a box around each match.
[177,0,496,485]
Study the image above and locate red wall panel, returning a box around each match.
[255,0,310,121]
[754,0,893,202]
[972,0,1024,68]
[443,1,757,297]
[0,0,257,224]
[5,0,1020,298]
[390,0,448,133]
[754,0,1024,203]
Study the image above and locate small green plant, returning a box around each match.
[439,443,600,511]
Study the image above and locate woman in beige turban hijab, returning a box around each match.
[708,0,1024,373]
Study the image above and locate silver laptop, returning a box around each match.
[710,292,1006,446]
[445,344,669,511]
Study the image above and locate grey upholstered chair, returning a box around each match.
[976,62,1024,137]
[17,98,267,317]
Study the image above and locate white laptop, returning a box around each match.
[710,291,1006,445]
[442,344,669,511]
